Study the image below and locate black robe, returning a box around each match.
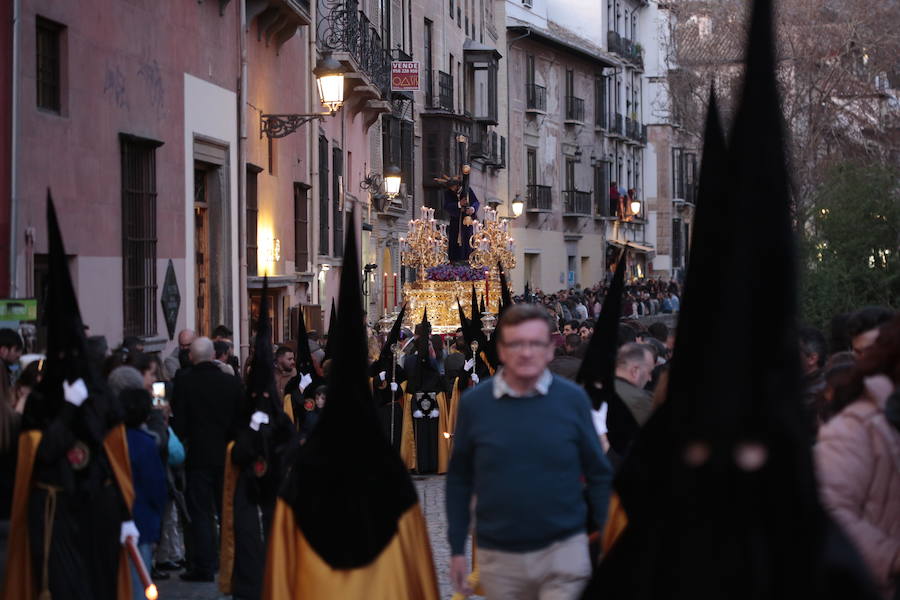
[443,188,480,262]
[23,397,128,600]
[227,403,298,600]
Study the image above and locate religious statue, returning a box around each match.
[438,165,480,264]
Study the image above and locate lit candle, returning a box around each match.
[393,273,398,307]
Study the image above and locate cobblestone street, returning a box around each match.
[157,475,475,599]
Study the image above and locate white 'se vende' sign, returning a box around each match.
[391,61,420,91]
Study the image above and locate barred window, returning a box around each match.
[318,135,329,255]
[246,165,261,276]
[332,147,343,257]
[36,17,63,113]
[120,134,162,338]
[294,183,309,271]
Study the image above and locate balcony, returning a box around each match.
[317,0,392,113]
[432,70,454,111]
[565,95,585,123]
[563,190,592,216]
[607,30,644,69]
[526,184,552,211]
[526,83,546,112]
[609,113,625,137]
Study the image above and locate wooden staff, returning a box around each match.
[125,536,158,600]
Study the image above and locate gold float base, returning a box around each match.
[402,277,501,334]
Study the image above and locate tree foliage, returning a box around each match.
[798,162,900,329]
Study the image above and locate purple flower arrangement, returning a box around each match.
[426,264,488,282]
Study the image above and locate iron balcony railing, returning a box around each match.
[563,190,592,215]
[607,30,622,55]
[317,0,391,97]
[610,113,624,136]
[526,83,546,111]
[607,30,643,68]
[526,184,552,211]
[625,116,637,140]
[436,70,453,111]
[565,95,585,122]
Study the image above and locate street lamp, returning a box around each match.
[630,198,642,216]
[260,53,345,138]
[383,165,402,198]
[511,194,524,218]
[314,53,345,113]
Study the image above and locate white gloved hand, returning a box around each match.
[390,382,399,392]
[429,409,440,418]
[63,378,89,407]
[471,374,479,384]
[379,371,387,381]
[298,372,313,393]
[250,411,270,431]
[120,520,139,545]
[413,410,424,419]
[463,358,475,372]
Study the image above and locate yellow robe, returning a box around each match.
[218,442,240,595]
[0,425,135,600]
[401,391,451,474]
[263,499,440,599]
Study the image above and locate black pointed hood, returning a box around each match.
[377,304,406,369]
[27,192,116,435]
[574,246,637,457]
[294,302,315,376]
[456,297,470,337]
[498,261,513,314]
[479,294,486,314]
[284,209,418,569]
[470,284,479,326]
[247,276,279,410]
[323,298,337,361]
[576,247,626,395]
[584,2,869,596]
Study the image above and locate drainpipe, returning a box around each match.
[238,0,249,362]
[9,0,20,298]
[310,0,320,306]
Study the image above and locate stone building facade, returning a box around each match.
[505,0,652,294]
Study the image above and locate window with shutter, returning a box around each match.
[294,183,309,272]
[318,136,329,255]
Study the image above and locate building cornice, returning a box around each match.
[507,21,621,69]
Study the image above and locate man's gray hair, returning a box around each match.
[190,336,215,364]
[616,342,653,368]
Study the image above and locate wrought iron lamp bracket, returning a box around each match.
[260,113,331,139]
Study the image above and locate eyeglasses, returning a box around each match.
[500,340,552,352]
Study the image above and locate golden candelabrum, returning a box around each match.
[400,206,448,280]
[468,207,517,275]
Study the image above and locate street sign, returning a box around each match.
[0,299,37,321]
[391,61,420,91]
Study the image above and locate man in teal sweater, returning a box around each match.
[447,304,612,599]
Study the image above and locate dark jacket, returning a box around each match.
[614,377,654,426]
[171,362,243,470]
[548,355,582,381]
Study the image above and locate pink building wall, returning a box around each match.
[13,1,245,350]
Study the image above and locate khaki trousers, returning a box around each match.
[477,533,591,600]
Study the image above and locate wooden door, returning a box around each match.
[194,168,210,336]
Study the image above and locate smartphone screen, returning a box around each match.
[152,382,166,399]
